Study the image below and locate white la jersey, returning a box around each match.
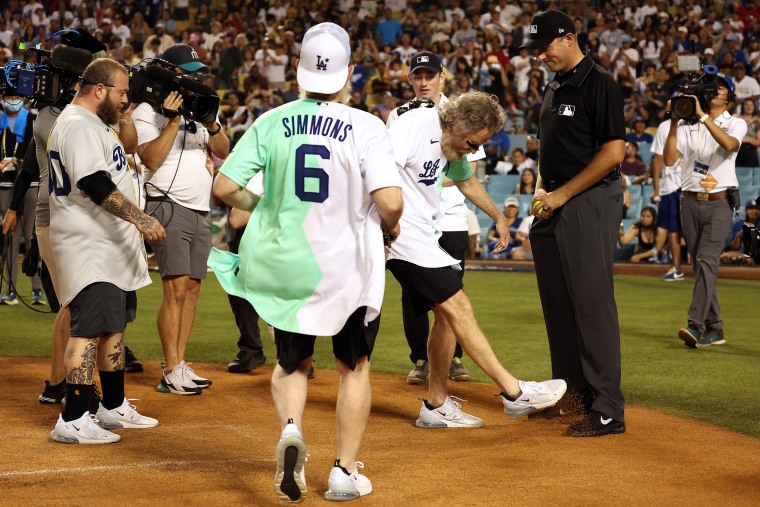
[386,107,472,268]
[48,104,150,307]
[387,93,484,232]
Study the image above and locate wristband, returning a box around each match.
[119,117,133,125]
[699,114,710,124]
[208,124,222,136]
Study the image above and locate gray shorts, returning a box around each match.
[146,199,212,280]
[69,283,137,337]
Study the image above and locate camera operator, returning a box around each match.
[664,73,746,349]
[133,43,230,395]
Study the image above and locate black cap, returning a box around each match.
[162,43,209,73]
[520,9,576,50]
[747,198,758,209]
[409,51,442,74]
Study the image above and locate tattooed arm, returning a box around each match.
[100,190,167,243]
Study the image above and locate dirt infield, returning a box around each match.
[2,357,759,506]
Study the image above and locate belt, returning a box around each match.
[546,169,621,192]
[682,190,728,201]
[146,195,170,203]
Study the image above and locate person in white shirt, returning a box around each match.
[663,73,745,348]
[731,62,760,113]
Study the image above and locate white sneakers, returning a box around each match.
[274,420,308,502]
[179,361,212,388]
[324,462,372,501]
[95,398,159,429]
[160,364,203,395]
[51,398,158,444]
[502,379,568,418]
[50,412,121,444]
[415,396,484,428]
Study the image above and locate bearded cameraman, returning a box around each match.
[664,73,745,349]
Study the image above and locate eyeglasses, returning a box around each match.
[465,140,481,151]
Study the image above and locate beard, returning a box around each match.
[96,96,120,126]
[441,133,466,161]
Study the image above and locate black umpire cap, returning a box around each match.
[409,51,443,73]
[519,10,576,50]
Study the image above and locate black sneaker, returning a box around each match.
[124,346,143,373]
[307,366,315,380]
[678,325,701,349]
[39,379,66,404]
[565,410,626,437]
[698,329,726,347]
[227,353,266,373]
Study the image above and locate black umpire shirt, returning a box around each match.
[537,54,625,182]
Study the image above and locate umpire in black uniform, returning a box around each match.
[521,10,627,437]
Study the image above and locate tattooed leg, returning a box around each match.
[65,338,98,385]
[98,333,125,371]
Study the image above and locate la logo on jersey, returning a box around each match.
[316,55,329,71]
[558,105,575,117]
[418,159,440,186]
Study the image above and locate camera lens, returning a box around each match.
[672,96,696,119]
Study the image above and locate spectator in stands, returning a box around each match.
[510,215,534,260]
[621,141,648,184]
[647,67,673,127]
[720,199,759,265]
[611,34,639,78]
[377,8,403,47]
[525,136,539,161]
[222,90,252,144]
[494,147,535,175]
[483,128,510,174]
[625,90,651,126]
[627,117,654,144]
[487,197,523,259]
[736,98,760,167]
[617,206,658,262]
[732,62,760,112]
[640,31,664,69]
[218,34,243,90]
[515,168,536,195]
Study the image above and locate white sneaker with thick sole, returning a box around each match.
[274,420,307,502]
[50,412,121,444]
[324,462,372,501]
[96,398,158,429]
[161,367,203,395]
[502,379,568,418]
[415,396,484,428]
[179,361,212,388]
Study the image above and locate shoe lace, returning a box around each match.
[183,361,196,374]
[350,461,365,477]
[447,395,470,410]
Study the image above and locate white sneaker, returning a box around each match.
[179,361,212,388]
[161,366,203,395]
[96,398,158,429]
[324,462,372,501]
[50,412,121,444]
[502,379,568,418]
[274,420,307,502]
[415,396,484,428]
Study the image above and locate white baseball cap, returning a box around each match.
[297,23,351,94]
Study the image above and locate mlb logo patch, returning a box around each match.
[530,25,537,33]
[558,105,575,117]
[418,55,430,63]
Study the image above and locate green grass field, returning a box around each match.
[3,270,759,438]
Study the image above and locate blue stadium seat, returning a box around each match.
[516,194,534,216]
[638,142,653,166]
[476,212,493,232]
[627,196,642,220]
[641,184,654,205]
[736,166,754,189]
[628,184,642,202]
[621,218,638,240]
[509,134,528,152]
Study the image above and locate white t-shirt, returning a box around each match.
[386,107,472,267]
[215,99,402,336]
[675,111,746,193]
[133,103,214,211]
[386,93,484,232]
[651,119,681,195]
[47,104,150,307]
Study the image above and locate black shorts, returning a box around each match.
[69,283,137,337]
[274,306,380,373]
[386,259,463,316]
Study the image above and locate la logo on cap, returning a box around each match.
[418,55,429,63]
[530,25,537,33]
[316,55,329,71]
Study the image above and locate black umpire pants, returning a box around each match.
[228,225,264,360]
[402,230,469,363]
[529,179,626,422]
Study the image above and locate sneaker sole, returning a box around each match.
[678,329,700,348]
[415,415,484,429]
[275,436,307,502]
[699,339,726,347]
[504,382,568,418]
[157,381,202,396]
[449,373,472,382]
[50,430,121,444]
[324,481,364,501]
[39,395,63,404]
[406,377,427,385]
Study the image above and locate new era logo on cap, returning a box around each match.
[519,9,576,50]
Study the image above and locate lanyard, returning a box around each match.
[694,118,717,169]
[1,127,19,160]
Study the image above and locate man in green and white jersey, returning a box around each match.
[213,23,403,503]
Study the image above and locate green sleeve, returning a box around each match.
[446,155,473,181]
[219,121,267,188]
